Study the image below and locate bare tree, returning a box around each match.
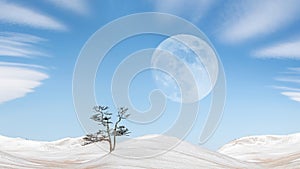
[82,106,130,152]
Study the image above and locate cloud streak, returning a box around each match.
[254,40,300,59]
[0,32,47,58]
[0,32,50,104]
[274,67,300,103]
[281,92,300,102]
[46,0,89,15]
[0,0,67,31]
[276,77,300,84]
[288,67,300,73]
[0,63,48,104]
[272,86,300,92]
[220,0,300,43]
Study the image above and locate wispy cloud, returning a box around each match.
[274,67,300,103]
[0,0,67,31]
[276,77,300,84]
[288,67,300,73]
[46,0,89,16]
[0,32,47,58]
[0,63,48,104]
[152,0,215,22]
[0,61,46,69]
[220,0,300,43]
[254,40,300,59]
[272,86,300,92]
[0,32,50,103]
[281,92,300,102]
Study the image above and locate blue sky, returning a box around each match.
[0,0,300,150]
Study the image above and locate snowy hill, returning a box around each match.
[0,134,262,169]
[2,133,300,168]
[0,135,105,168]
[218,133,300,168]
[79,135,262,169]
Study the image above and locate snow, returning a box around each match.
[1,133,300,168]
[218,133,300,168]
[0,135,107,168]
[79,135,261,169]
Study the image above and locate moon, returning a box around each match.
[151,34,219,103]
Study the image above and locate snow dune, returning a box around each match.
[0,134,262,169]
[79,135,261,169]
[0,135,105,168]
[2,133,300,168]
[218,133,300,168]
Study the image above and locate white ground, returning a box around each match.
[218,133,300,168]
[0,133,299,168]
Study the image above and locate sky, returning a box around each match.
[0,0,300,150]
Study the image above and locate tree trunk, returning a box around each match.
[113,129,116,151]
[112,116,122,151]
[106,122,112,152]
